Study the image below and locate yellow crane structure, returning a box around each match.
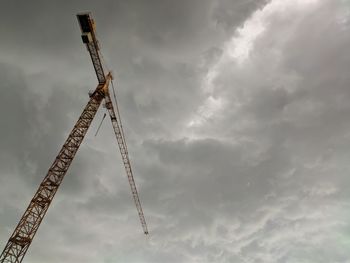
[0,12,148,263]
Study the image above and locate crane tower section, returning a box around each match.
[0,81,109,263]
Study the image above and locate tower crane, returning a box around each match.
[0,12,148,263]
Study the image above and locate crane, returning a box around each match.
[0,12,148,263]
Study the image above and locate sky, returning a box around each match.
[1,0,350,262]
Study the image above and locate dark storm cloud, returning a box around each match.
[2,0,350,262]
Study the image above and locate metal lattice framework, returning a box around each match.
[105,93,148,234]
[87,41,106,84]
[0,12,148,263]
[0,84,108,263]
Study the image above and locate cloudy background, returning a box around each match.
[1,0,350,262]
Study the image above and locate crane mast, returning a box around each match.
[0,12,148,263]
[0,83,108,263]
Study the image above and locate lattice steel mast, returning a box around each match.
[0,12,148,263]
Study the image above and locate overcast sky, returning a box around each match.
[1,0,350,262]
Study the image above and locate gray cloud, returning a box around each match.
[1,0,350,262]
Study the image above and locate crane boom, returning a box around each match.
[105,93,149,234]
[0,81,109,263]
[77,12,149,234]
[0,12,148,263]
